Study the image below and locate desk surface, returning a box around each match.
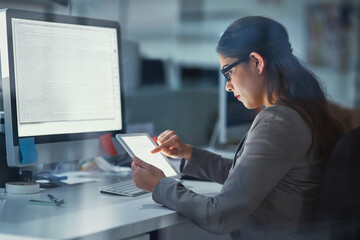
[0,173,222,240]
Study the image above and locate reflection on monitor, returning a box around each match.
[0,9,125,167]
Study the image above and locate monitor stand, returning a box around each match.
[0,134,19,187]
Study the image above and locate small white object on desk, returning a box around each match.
[53,171,100,185]
[5,182,40,194]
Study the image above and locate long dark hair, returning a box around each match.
[217,16,344,161]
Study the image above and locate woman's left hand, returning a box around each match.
[131,156,166,192]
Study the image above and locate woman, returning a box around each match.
[131,16,344,239]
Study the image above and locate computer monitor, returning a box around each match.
[218,72,259,144]
[0,9,125,167]
[140,59,165,86]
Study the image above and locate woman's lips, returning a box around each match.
[235,95,240,101]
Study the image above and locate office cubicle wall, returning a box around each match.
[125,88,218,146]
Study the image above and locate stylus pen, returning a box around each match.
[47,194,64,206]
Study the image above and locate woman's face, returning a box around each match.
[219,54,269,109]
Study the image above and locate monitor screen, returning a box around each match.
[0,9,125,167]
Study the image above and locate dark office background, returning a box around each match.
[0,0,359,146]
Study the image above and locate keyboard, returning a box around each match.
[99,179,148,197]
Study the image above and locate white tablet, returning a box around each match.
[115,133,181,178]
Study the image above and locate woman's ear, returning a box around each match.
[249,52,265,74]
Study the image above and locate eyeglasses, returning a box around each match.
[221,59,243,82]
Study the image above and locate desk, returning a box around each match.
[0,175,224,240]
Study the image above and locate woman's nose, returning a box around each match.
[225,81,232,92]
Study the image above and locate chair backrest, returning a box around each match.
[313,126,360,239]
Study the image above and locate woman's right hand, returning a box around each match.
[151,130,192,160]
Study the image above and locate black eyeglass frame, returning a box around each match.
[221,59,244,82]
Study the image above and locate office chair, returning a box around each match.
[304,126,360,239]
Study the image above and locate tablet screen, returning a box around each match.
[116,133,180,178]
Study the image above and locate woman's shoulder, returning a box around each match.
[256,105,301,121]
[262,105,302,117]
[251,105,309,133]
[248,105,313,153]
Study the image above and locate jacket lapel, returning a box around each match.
[232,132,248,167]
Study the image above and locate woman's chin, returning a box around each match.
[241,101,251,109]
[242,102,260,110]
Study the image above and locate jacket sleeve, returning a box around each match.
[180,147,233,184]
[152,108,301,234]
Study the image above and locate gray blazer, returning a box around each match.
[152,105,324,239]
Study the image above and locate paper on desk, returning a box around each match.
[53,171,99,185]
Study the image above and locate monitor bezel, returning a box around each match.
[4,9,125,147]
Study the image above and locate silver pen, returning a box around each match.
[47,194,64,206]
